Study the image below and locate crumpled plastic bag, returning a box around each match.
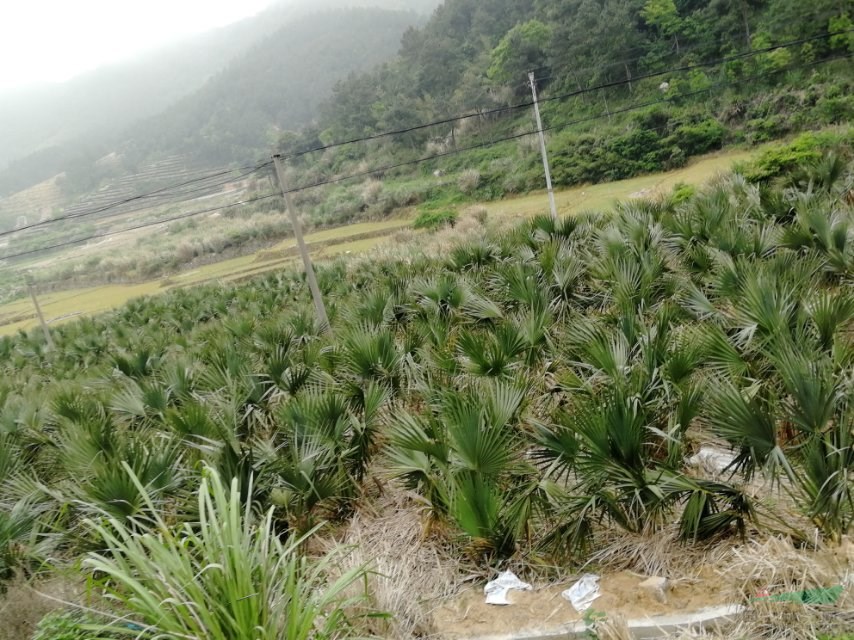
[562,573,601,612]
[484,570,532,605]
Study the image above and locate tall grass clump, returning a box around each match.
[84,464,371,640]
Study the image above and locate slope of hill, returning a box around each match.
[123,7,429,167]
[0,0,439,198]
[0,4,295,171]
[272,0,854,206]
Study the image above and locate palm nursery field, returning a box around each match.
[0,136,853,638]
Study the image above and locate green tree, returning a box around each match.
[829,14,854,52]
[641,0,682,35]
[488,20,552,86]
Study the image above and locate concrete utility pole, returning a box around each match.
[528,71,558,221]
[26,275,54,349]
[272,154,330,331]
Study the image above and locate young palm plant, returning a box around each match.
[386,380,534,561]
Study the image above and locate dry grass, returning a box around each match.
[585,531,854,640]
[594,614,634,640]
[669,535,852,640]
[671,606,854,640]
[0,576,82,640]
[586,525,731,578]
[723,536,847,602]
[327,491,466,639]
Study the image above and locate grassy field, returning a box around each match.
[0,149,754,336]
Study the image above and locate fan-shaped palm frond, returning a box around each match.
[705,382,787,480]
[806,289,854,352]
[799,420,854,542]
[456,324,525,377]
[110,347,157,379]
[0,498,42,581]
[447,472,519,561]
[771,346,840,435]
[340,328,403,392]
[447,241,500,272]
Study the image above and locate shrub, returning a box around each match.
[360,179,383,205]
[413,209,457,230]
[669,181,696,206]
[32,611,124,640]
[815,95,854,125]
[741,130,853,181]
[457,169,481,194]
[745,115,791,144]
[673,119,726,155]
[464,205,488,224]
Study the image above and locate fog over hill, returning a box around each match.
[0,0,439,199]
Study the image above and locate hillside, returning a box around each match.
[123,8,430,168]
[282,0,854,194]
[0,138,852,638]
[0,0,439,199]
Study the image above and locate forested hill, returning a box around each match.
[122,8,428,168]
[285,0,853,171]
[3,0,852,208]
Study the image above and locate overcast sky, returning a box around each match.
[0,0,274,89]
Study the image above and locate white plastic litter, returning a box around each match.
[484,570,533,605]
[688,446,736,473]
[562,573,601,612]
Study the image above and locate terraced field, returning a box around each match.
[0,149,753,336]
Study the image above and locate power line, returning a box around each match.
[277,29,853,162]
[0,161,272,239]
[0,193,279,263]
[6,29,850,244]
[279,52,852,197]
[3,49,850,267]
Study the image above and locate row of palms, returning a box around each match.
[0,152,852,587]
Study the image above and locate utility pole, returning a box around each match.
[272,154,330,331]
[26,275,54,349]
[528,71,558,221]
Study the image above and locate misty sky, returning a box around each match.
[0,0,274,89]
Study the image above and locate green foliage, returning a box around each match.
[31,611,122,640]
[669,182,696,206]
[488,20,552,85]
[641,0,682,36]
[741,130,854,181]
[1,141,854,590]
[829,13,854,52]
[413,209,457,230]
[85,465,372,640]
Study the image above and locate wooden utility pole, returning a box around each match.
[26,276,54,349]
[272,154,330,331]
[528,71,558,221]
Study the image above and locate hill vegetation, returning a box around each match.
[0,1,853,637]
[2,0,852,291]
[0,135,852,637]
[279,0,854,190]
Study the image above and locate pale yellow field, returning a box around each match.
[482,149,755,221]
[0,150,755,336]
